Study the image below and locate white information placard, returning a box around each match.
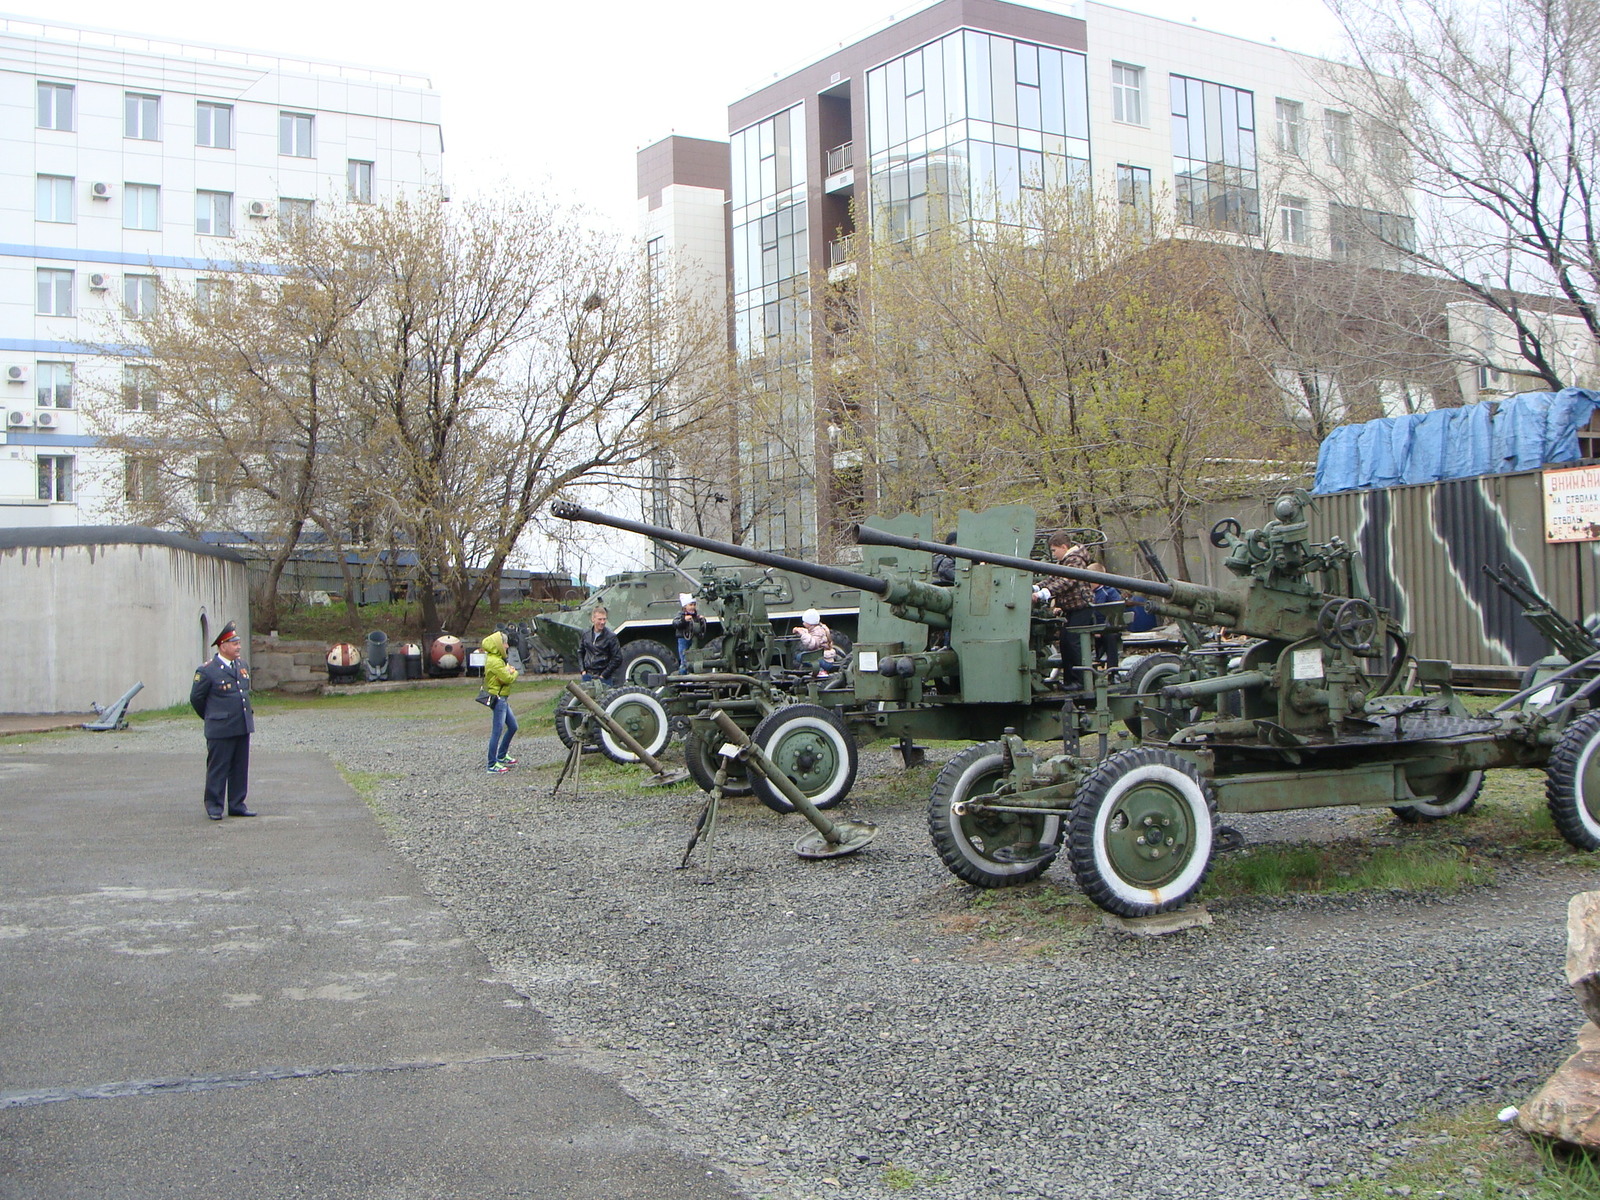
[1544,464,1600,543]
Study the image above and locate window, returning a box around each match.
[124,184,160,231]
[123,275,158,319]
[1325,110,1353,167]
[279,111,313,157]
[1171,74,1261,236]
[125,456,159,503]
[36,175,73,222]
[125,92,160,140]
[1117,164,1152,225]
[1330,202,1416,262]
[1112,63,1144,125]
[195,102,232,148]
[347,159,374,204]
[196,191,232,237]
[1275,98,1306,155]
[195,277,216,313]
[1278,196,1308,245]
[36,362,73,409]
[197,457,235,506]
[277,198,315,230]
[36,269,72,316]
[38,456,74,503]
[37,82,73,130]
[122,366,160,412]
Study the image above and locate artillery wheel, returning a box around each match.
[684,727,754,798]
[597,686,671,765]
[1546,711,1600,850]
[1208,518,1241,547]
[553,690,597,750]
[928,741,1063,888]
[1392,770,1483,823]
[1069,747,1216,917]
[620,638,675,686]
[748,704,857,815]
[1124,652,1185,695]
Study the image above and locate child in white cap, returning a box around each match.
[672,593,706,674]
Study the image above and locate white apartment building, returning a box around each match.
[0,15,443,528]
[640,0,1408,556]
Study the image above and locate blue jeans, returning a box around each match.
[488,696,517,767]
[676,637,692,673]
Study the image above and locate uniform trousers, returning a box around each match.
[204,734,251,816]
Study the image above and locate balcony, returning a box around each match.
[825,141,855,195]
[826,233,857,282]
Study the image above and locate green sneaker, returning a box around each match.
[497,756,518,767]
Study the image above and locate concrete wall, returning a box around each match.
[0,526,248,713]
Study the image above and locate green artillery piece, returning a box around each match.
[550,501,1141,819]
[863,491,1600,917]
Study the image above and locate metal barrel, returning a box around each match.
[551,502,892,597]
[853,524,1242,618]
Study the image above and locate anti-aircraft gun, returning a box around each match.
[863,490,1600,918]
[552,501,1158,816]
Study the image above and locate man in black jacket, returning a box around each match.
[190,622,257,820]
[579,606,624,686]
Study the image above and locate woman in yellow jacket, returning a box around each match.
[480,630,519,773]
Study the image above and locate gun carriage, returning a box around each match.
[863,492,1600,917]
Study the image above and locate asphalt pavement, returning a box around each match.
[0,748,746,1200]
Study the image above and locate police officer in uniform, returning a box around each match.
[190,622,257,821]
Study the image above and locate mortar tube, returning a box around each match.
[709,708,843,844]
[562,681,673,779]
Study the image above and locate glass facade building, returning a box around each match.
[1170,73,1260,235]
[865,30,1089,237]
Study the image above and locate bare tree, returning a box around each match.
[1327,0,1600,388]
[92,192,722,633]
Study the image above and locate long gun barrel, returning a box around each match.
[854,525,1244,622]
[551,502,953,616]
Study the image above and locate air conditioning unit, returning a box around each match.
[7,410,35,428]
[88,272,111,290]
[5,365,27,383]
[35,410,59,429]
[90,181,112,200]
[246,199,272,218]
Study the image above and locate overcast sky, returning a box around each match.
[36,0,1349,234]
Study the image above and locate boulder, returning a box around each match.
[1519,1022,1600,1147]
[1569,892,1600,1025]
[1519,892,1600,1147]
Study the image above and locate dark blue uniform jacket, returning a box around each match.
[190,657,256,739]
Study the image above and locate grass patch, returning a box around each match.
[1205,839,1493,899]
[880,1165,950,1192]
[941,882,1100,955]
[1329,1102,1600,1200]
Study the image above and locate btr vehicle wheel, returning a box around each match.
[1069,747,1216,917]
[1392,770,1483,823]
[1546,710,1600,850]
[684,727,754,797]
[747,704,857,815]
[928,741,1063,888]
[553,691,596,750]
[597,686,671,765]
[620,639,674,686]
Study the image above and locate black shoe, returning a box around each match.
[228,806,257,817]
[207,810,223,821]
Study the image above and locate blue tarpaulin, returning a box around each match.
[1312,389,1600,493]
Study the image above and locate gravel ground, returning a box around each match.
[40,693,1600,1200]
